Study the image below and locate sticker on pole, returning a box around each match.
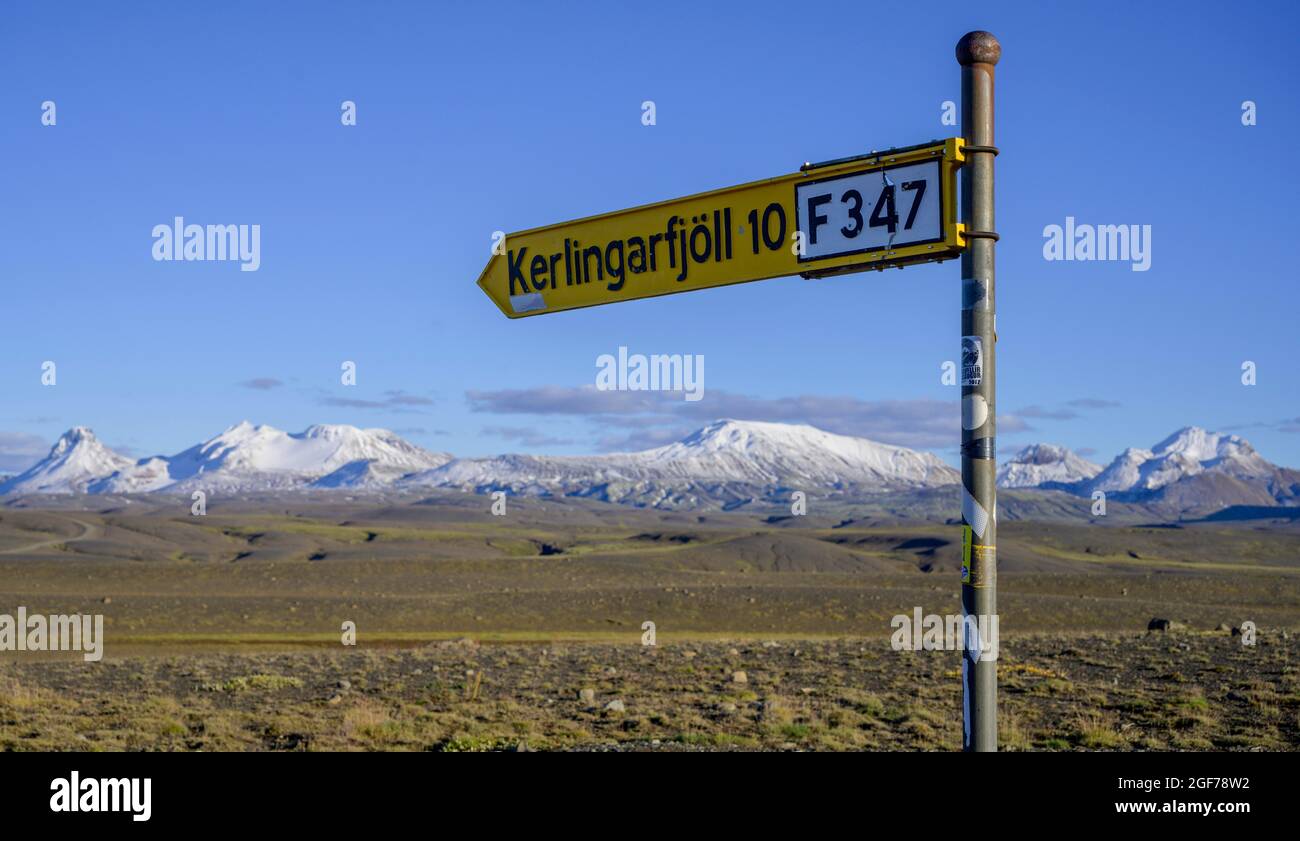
[962,525,973,584]
[961,336,983,386]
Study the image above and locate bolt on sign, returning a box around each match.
[478,138,968,318]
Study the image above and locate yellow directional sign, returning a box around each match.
[477,138,967,318]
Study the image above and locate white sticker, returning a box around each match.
[962,485,990,539]
[961,336,982,386]
[961,655,971,745]
[961,394,988,430]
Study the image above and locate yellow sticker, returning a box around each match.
[961,525,973,584]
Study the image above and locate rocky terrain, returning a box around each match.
[2,632,1295,751]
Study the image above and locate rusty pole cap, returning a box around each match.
[956,31,1001,66]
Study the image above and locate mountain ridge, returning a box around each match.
[2,421,1296,514]
[0,422,453,497]
[1000,427,1299,510]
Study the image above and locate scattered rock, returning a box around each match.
[435,637,479,650]
[731,671,748,684]
[335,679,351,690]
[578,688,596,705]
[1147,618,1186,632]
[100,597,112,604]
[604,699,626,713]
[717,702,738,715]
[326,694,343,705]
[1216,623,1232,632]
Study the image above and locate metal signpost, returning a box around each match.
[477,32,1002,752]
[957,30,1000,753]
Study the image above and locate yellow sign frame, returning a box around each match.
[477,138,967,318]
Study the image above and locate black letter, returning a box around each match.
[605,240,625,290]
[841,189,863,238]
[807,193,831,245]
[507,248,529,295]
[530,254,549,291]
[583,245,604,282]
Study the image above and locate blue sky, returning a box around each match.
[1,0,1298,471]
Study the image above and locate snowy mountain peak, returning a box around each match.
[51,426,101,453]
[415,420,959,507]
[1087,427,1273,495]
[1151,426,1255,461]
[215,420,263,440]
[3,423,453,496]
[0,427,134,495]
[653,419,954,478]
[997,443,1101,489]
[674,419,833,453]
[302,423,357,439]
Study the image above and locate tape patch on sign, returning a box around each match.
[509,292,546,313]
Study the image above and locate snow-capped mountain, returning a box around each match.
[405,419,959,506]
[1005,427,1299,511]
[1086,427,1274,494]
[0,419,957,507]
[0,427,134,495]
[997,443,1101,489]
[6,423,452,495]
[3,420,1295,514]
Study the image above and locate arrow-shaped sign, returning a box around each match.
[477,138,966,318]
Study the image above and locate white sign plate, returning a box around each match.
[795,159,944,262]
